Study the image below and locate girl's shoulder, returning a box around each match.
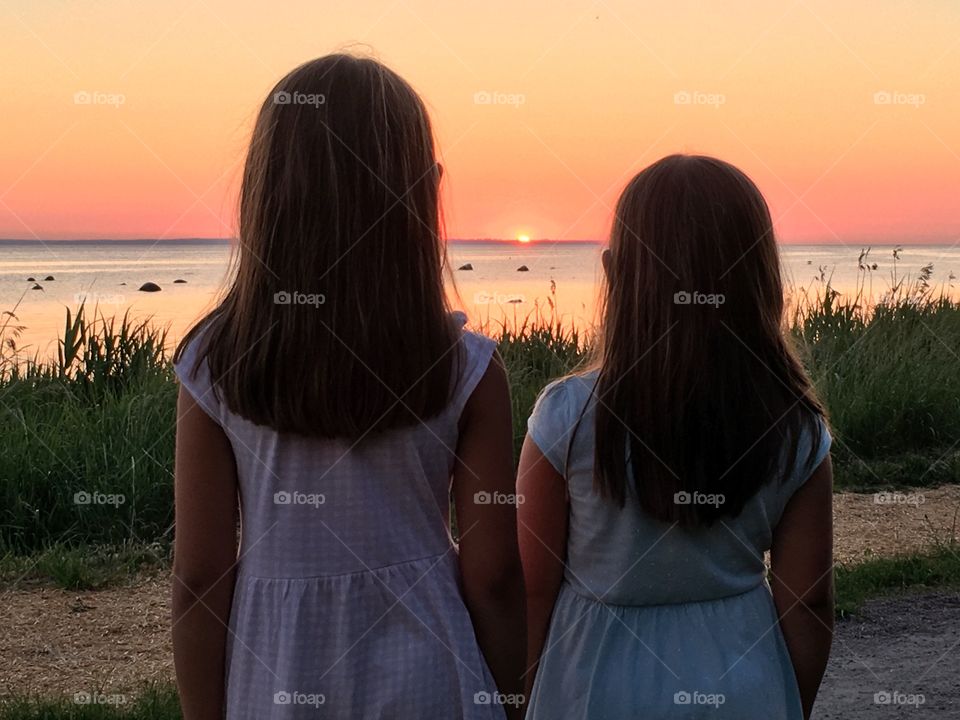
[526,370,598,474]
[782,410,832,490]
[535,370,599,414]
[447,311,498,415]
[172,318,224,425]
[452,310,495,359]
[763,409,832,522]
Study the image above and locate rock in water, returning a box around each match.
[173,279,187,284]
[517,265,529,272]
[138,282,162,292]
[457,263,473,271]
[26,277,35,282]
[44,275,55,281]
[31,283,43,290]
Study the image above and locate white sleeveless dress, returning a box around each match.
[174,313,505,719]
[525,371,832,719]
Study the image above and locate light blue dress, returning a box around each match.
[174,314,506,720]
[525,371,831,719]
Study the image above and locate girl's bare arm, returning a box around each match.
[172,387,239,720]
[453,352,526,719]
[516,435,568,699]
[771,456,834,720]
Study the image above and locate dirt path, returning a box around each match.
[0,487,957,700]
[833,485,960,565]
[0,575,172,698]
[815,592,960,718]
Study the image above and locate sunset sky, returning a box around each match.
[1,0,958,243]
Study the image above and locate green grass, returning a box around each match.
[835,545,960,617]
[790,270,960,490]
[795,294,960,460]
[0,305,176,554]
[0,686,180,720]
[0,272,959,557]
[829,447,960,491]
[491,316,588,458]
[0,264,957,718]
[0,541,169,590]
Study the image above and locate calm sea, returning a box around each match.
[1,240,957,355]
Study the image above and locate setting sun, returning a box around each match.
[517,234,531,244]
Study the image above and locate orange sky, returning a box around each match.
[1,0,958,243]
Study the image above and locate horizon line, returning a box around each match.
[0,237,957,246]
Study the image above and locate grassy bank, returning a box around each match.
[0,306,175,554]
[1,278,959,556]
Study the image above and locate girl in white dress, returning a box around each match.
[520,155,833,719]
[171,54,525,720]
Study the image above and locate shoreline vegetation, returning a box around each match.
[0,265,958,716]
[1,265,958,567]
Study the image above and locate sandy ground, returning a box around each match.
[0,486,958,701]
[815,592,960,719]
[833,485,960,565]
[0,575,171,698]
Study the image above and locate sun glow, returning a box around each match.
[517,234,531,244]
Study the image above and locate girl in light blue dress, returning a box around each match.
[170,55,525,720]
[519,155,834,719]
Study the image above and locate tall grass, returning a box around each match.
[0,306,176,553]
[792,257,960,479]
[1,263,958,554]
[485,312,588,455]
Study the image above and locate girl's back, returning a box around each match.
[524,371,829,718]
[171,55,524,720]
[529,371,829,607]
[519,155,835,720]
[176,316,504,718]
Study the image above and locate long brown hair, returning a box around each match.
[175,54,457,439]
[593,154,825,525]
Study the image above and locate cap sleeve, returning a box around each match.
[448,312,497,418]
[526,378,580,475]
[777,413,832,506]
[173,325,224,426]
